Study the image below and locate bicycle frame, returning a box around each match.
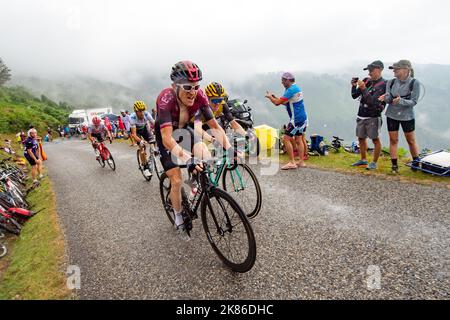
[96,141,110,161]
[181,163,235,234]
[208,156,245,193]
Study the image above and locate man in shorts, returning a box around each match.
[351,60,387,170]
[266,72,308,170]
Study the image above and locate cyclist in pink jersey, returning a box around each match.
[155,61,233,234]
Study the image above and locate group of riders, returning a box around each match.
[87,61,247,233]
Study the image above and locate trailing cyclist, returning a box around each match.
[130,101,156,178]
[87,116,112,161]
[155,61,234,235]
[192,82,247,144]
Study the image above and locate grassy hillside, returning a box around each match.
[10,75,154,112]
[228,67,450,151]
[0,86,71,134]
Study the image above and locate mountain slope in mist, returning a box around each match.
[10,64,450,150]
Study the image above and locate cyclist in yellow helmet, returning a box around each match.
[192,82,246,143]
[130,100,156,178]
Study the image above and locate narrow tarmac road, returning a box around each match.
[44,139,449,299]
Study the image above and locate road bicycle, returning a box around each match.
[159,158,257,273]
[136,139,163,182]
[0,212,22,235]
[209,143,262,219]
[93,139,116,171]
[0,231,6,258]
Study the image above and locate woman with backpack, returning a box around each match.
[379,60,421,174]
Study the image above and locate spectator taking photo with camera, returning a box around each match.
[350,60,387,170]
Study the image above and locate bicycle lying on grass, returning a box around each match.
[0,159,29,211]
[159,156,257,273]
[0,231,7,258]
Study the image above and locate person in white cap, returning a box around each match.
[266,72,308,170]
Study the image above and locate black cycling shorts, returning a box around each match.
[387,117,415,133]
[136,127,154,142]
[91,133,105,143]
[155,123,202,172]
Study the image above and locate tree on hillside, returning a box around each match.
[0,58,12,86]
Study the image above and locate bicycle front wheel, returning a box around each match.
[222,164,262,219]
[97,150,106,168]
[106,154,116,171]
[0,217,22,235]
[201,188,256,273]
[0,243,6,258]
[137,149,152,181]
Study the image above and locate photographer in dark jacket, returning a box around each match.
[351,60,387,170]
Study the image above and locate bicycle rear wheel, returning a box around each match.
[0,216,21,235]
[201,188,256,273]
[151,153,162,181]
[222,164,262,219]
[159,173,191,229]
[159,173,174,225]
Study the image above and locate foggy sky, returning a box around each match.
[1,0,449,84]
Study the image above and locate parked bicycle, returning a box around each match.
[0,231,7,258]
[0,159,29,210]
[159,156,257,273]
[0,211,22,235]
[327,136,344,152]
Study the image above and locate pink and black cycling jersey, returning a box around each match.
[156,88,214,129]
[88,124,108,139]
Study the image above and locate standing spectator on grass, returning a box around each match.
[24,128,44,185]
[379,60,422,174]
[351,60,387,170]
[266,72,308,170]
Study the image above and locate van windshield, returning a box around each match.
[69,117,84,125]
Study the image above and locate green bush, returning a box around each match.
[0,86,72,134]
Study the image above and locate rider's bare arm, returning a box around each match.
[230,120,247,136]
[194,121,214,143]
[130,127,142,144]
[206,118,231,150]
[266,92,287,106]
[161,126,191,163]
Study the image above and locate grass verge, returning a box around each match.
[0,135,70,300]
[276,149,450,188]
